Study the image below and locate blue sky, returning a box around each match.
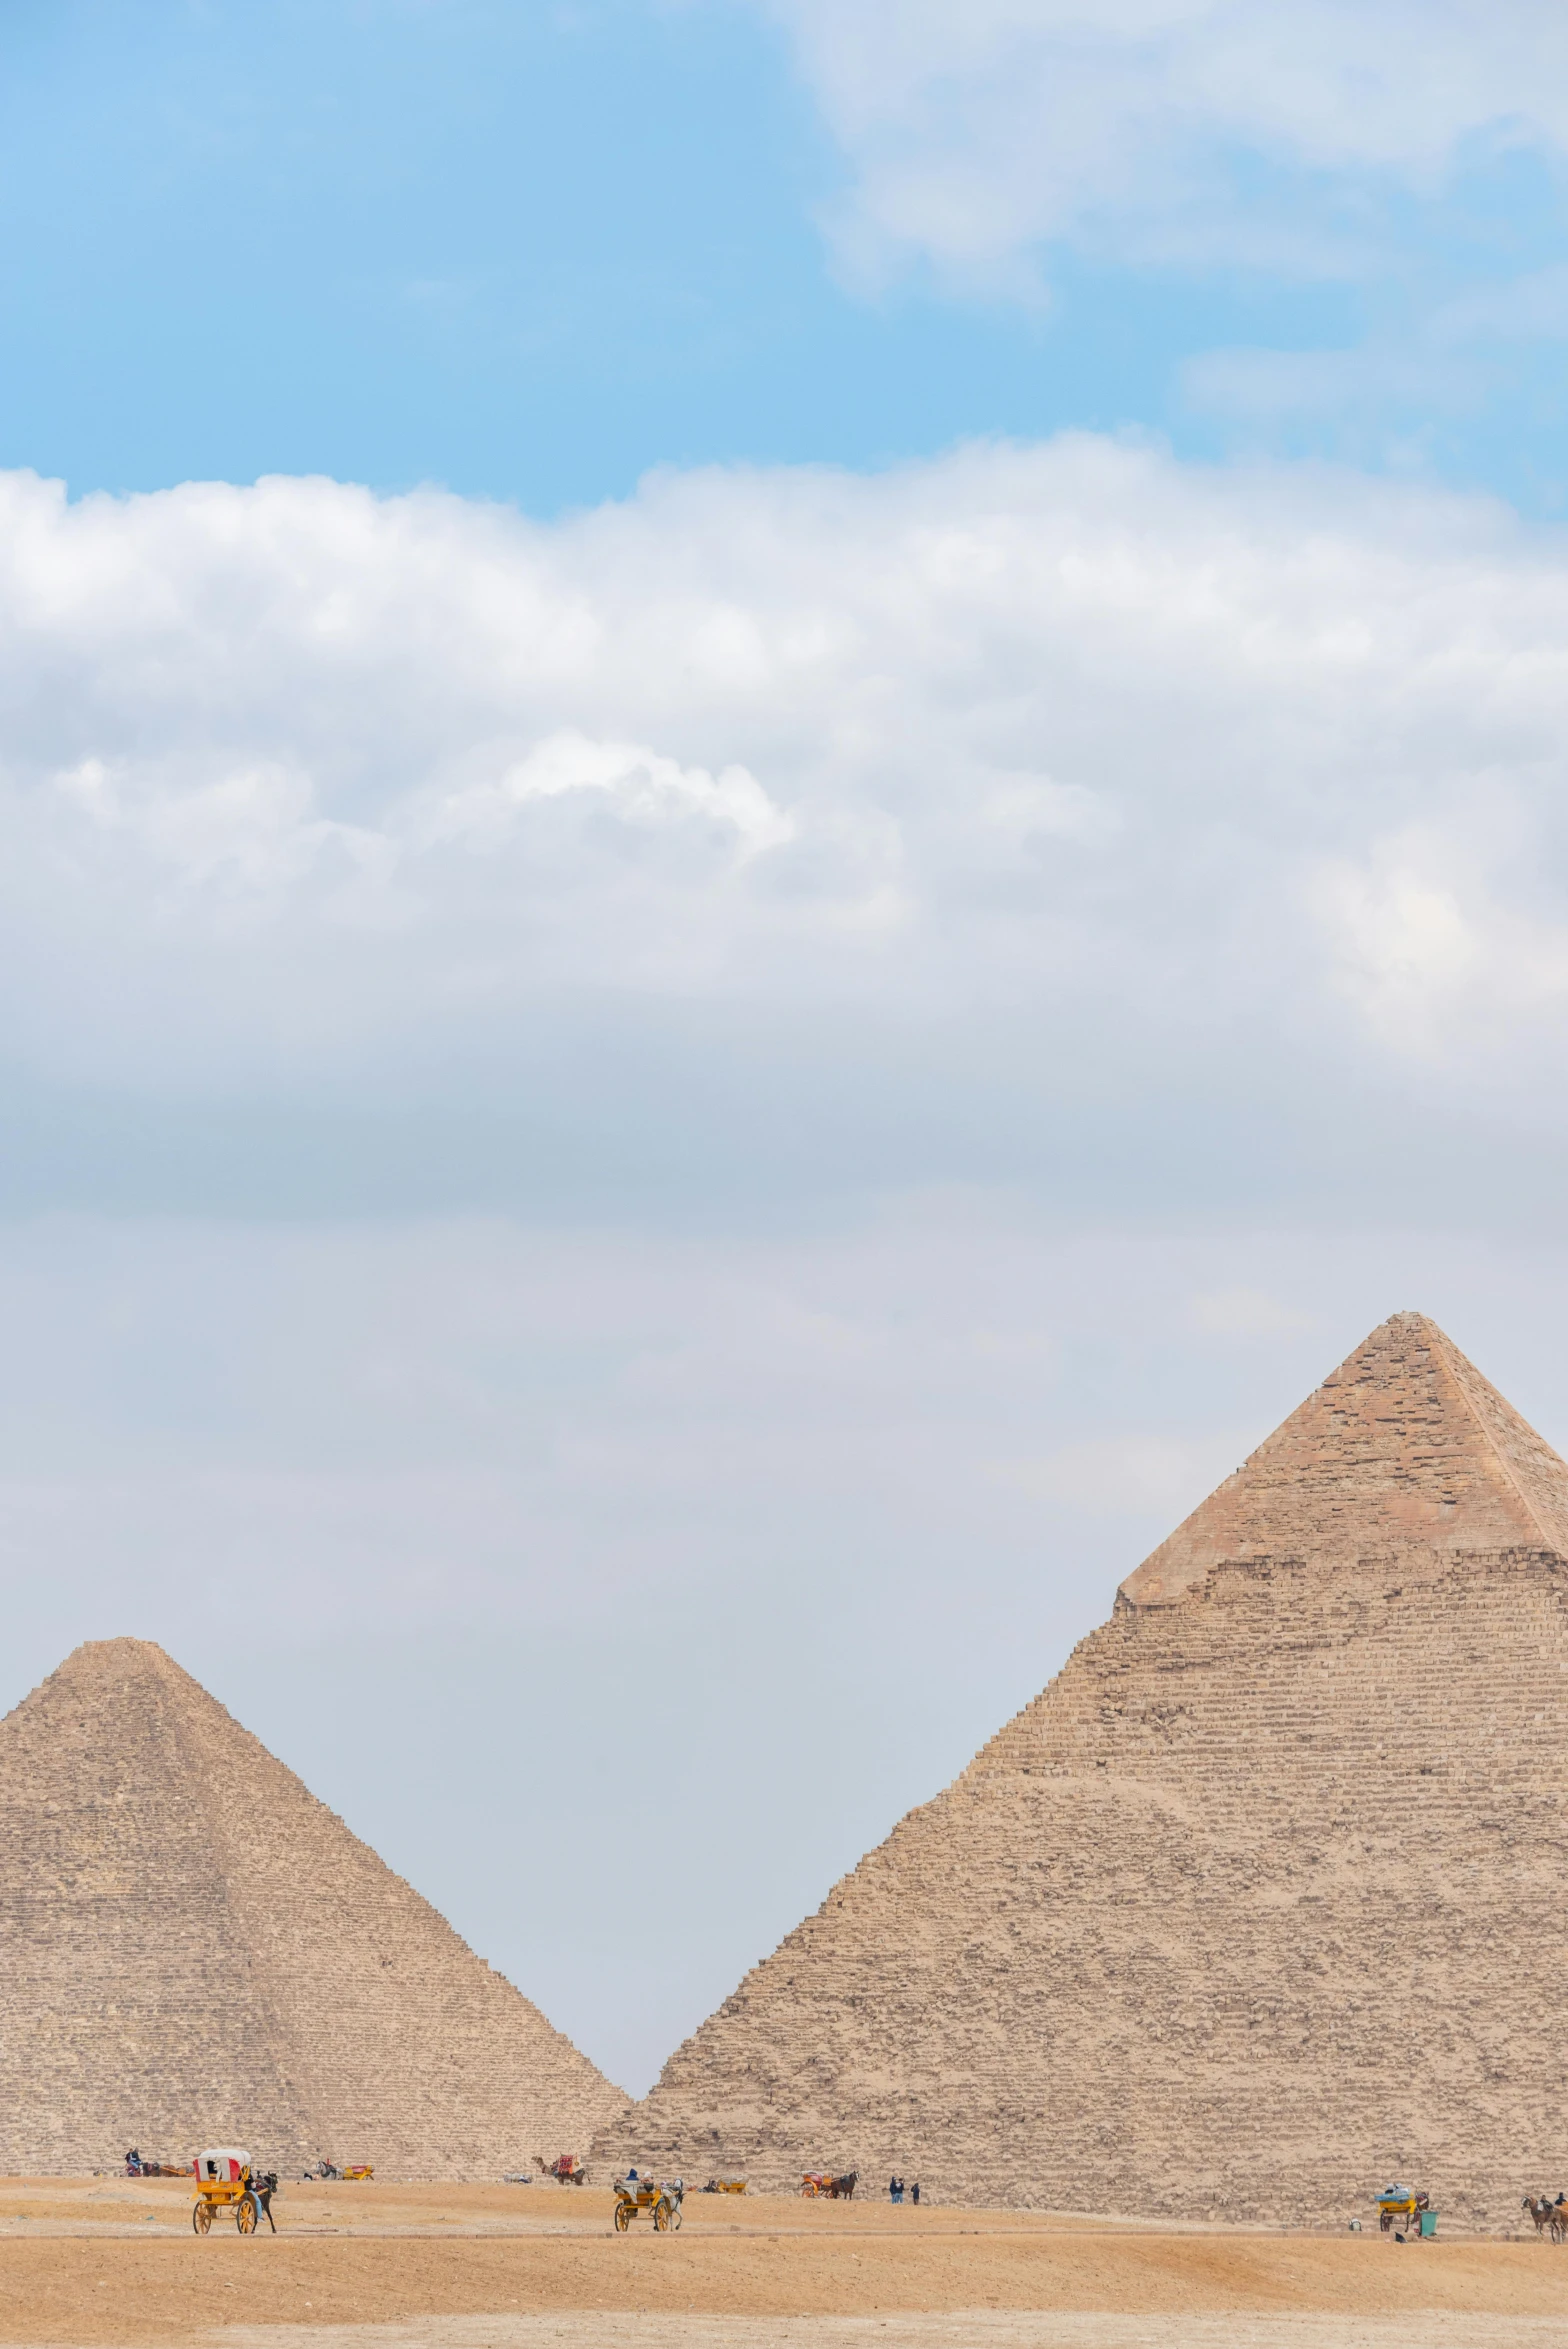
[7,1,1568,2099]
[8,0,1568,510]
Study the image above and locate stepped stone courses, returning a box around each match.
[0,1639,628,2176]
[609,1313,1568,2226]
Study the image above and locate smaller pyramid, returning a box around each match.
[0,1640,627,2175]
[1122,1309,1568,1604]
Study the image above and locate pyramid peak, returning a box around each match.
[39,1637,201,1699]
[1120,1309,1568,1606]
[58,1636,175,1665]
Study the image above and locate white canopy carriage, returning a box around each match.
[192,2148,267,2234]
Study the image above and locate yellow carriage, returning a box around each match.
[1377,2186,1430,2236]
[613,2175,683,2232]
[192,2148,268,2236]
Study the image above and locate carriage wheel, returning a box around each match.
[236,2194,258,2235]
[614,2200,631,2233]
[653,2198,671,2231]
[192,2202,212,2235]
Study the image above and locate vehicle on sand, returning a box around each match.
[614,2176,683,2232]
[1377,2188,1430,2238]
[192,2148,276,2236]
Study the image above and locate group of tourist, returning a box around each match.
[888,2175,919,2205]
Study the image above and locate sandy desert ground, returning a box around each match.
[0,2178,1561,2349]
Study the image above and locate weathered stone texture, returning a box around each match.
[0,1639,628,2176]
[612,1314,1568,2227]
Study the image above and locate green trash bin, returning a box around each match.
[1419,2210,1437,2239]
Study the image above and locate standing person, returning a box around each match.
[911,2182,920,2206]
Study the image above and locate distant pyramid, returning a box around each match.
[611,1313,1568,2226]
[0,1639,627,2175]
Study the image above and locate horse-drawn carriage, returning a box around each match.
[1377,2187,1431,2236]
[614,2175,683,2231]
[801,2170,857,2199]
[703,2177,748,2194]
[191,2148,277,2236]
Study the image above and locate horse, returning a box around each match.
[1522,2196,1566,2242]
[828,2171,857,2200]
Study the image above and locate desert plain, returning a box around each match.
[0,2178,1560,2349]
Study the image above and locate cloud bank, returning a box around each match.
[5,441,1568,1209]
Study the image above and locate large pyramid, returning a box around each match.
[0,1639,628,2175]
[612,1313,1568,2226]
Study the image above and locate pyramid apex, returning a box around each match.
[1120,1310,1568,1607]
[45,1637,188,1687]
[60,1636,174,1661]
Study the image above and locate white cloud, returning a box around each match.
[1311,834,1568,1058]
[760,1,1568,286]
[1181,263,1568,442]
[6,443,1568,1144]
[1183,344,1481,429]
[1434,264,1568,347]
[430,728,792,861]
